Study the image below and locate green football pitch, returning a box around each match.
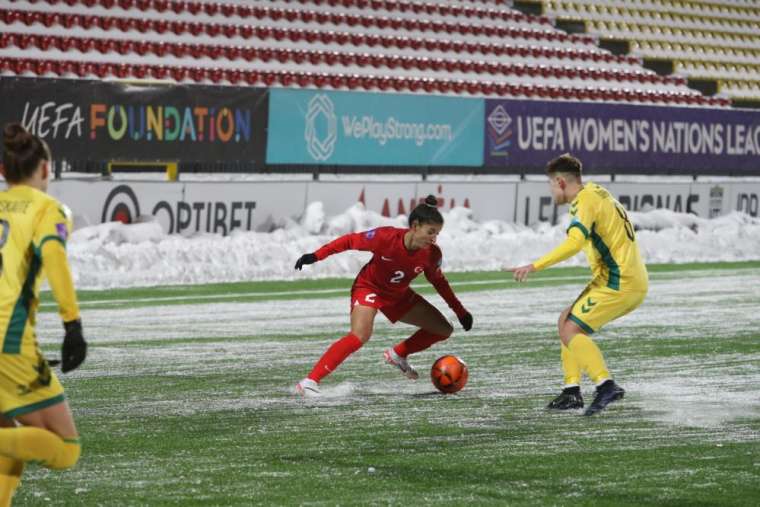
[18,262,760,506]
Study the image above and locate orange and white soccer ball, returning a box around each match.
[431,355,468,394]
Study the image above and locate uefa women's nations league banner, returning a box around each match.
[267,89,484,167]
[484,99,760,174]
[0,77,268,166]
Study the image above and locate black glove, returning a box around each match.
[458,312,473,331]
[61,319,87,373]
[294,253,318,271]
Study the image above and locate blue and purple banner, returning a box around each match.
[484,99,760,174]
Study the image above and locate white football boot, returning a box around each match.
[383,348,419,380]
[295,378,321,397]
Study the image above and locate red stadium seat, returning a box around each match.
[293,72,309,87]
[204,3,220,17]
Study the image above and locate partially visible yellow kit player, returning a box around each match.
[509,153,648,416]
[0,123,88,505]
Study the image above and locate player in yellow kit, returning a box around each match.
[509,154,648,416]
[0,123,87,505]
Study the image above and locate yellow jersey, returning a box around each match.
[0,185,79,355]
[535,182,648,292]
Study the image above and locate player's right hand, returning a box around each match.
[61,319,87,373]
[294,253,318,270]
[507,264,536,283]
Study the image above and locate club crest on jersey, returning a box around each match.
[55,223,68,241]
[414,266,424,273]
[365,229,377,239]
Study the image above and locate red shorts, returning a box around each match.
[350,287,421,323]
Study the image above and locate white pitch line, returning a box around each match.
[39,267,760,309]
[39,275,593,309]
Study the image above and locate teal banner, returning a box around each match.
[267,89,484,166]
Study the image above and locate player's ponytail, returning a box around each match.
[2,123,50,183]
[408,194,443,227]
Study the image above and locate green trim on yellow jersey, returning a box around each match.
[569,314,595,334]
[590,226,621,291]
[36,234,66,251]
[567,218,589,238]
[4,393,66,418]
[2,250,41,354]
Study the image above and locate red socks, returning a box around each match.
[307,333,363,383]
[393,329,447,358]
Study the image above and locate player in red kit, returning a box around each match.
[293,195,473,396]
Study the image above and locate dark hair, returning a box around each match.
[546,153,582,179]
[408,194,443,227]
[2,123,50,183]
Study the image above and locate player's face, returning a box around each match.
[412,222,442,248]
[548,175,567,205]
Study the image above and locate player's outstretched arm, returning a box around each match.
[424,260,473,331]
[41,239,87,372]
[296,228,388,270]
[506,228,585,282]
[294,253,318,270]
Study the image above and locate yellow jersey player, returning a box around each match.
[0,123,87,506]
[509,154,648,416]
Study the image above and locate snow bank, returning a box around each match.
[68,203,760,289]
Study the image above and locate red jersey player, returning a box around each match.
[294,195,473,396]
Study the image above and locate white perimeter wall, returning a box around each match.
[50,179,760,235]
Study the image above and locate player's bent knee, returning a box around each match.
[354,331,372,343]
[47,441,81,471]
[442,322,454,338]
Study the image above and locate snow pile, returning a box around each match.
[67,203,760,289]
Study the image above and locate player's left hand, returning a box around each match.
[458,312,473,331]
[507,264,536,283]
[61,319,87,373]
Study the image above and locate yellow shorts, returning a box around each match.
[0,344,65,419]
[568,283,647,334]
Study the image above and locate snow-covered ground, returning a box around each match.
[67,201,760,289]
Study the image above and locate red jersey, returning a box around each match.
[314,227,466,317]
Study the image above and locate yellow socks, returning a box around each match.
[560,343,581,386]
[0,427,81,471]
[567,333,610,385]
[0,456,23,507]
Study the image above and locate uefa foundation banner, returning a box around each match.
[267,89,484,166]
[484,99,760,174]
[0,77,268,165]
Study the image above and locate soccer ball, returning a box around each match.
[431,355,468,394]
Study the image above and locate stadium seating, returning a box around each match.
[540,0,760,104]
[0,0,738,105]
